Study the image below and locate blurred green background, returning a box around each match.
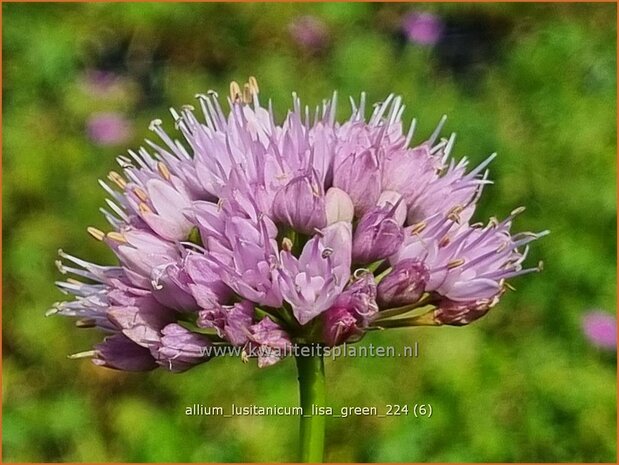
[3,2,616,462]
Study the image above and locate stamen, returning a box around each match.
[139,202,153,214]
[107,171,126,189]
[157,162,171,181]
[243,83,251,104]
[106,231,127,243]
[55,260,66,274]
[504,281,517,291]
[229,81,242,102]
[438,236,450,248]
[68,350,97,359]
[429,114,447,145]
[76,319,97,328]
[447,205,464,223]
[281,237,293,252]
[248,76,259,94]
[45,307,59,317]
[410,221,427,235]
[87,227,105,241]
[148,118,163,131]
[133,187,149,202]
[447,258,465,269]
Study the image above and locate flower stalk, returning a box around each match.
[296,353,326,462]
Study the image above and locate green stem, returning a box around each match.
[296,353,326,462]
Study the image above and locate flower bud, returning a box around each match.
[325,187,354,225]
[322,271,377,346]
[197,300,254,346]
[434,297,499,326]
[249,317,292,367]
[352,206,404,264]
[377,190,407,226]
[323,305,361,347]
[155,323,212,372]
[272,172,326,234]
[377,259,429,307]
[93,334,157,371]
[333,150,381,217]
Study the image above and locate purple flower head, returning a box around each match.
[582,311,617,350]
[87,112,133,146]
[289,16,330,52]
[53,77,546,372]
[402,12,444,46]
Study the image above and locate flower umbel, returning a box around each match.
[52,77,548,371]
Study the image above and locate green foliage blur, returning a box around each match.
[3,2,616,462]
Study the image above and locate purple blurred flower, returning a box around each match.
[289,16,329,52]
[53,77,546,372]
[87,112,133,146]
[402,12,444,46]
[582,311,617,350]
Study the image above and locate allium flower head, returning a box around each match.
[289,16,330,52]
[52,77,547,371]
[402,12,444,46]
[582,310,617,350]
[87,112,133,146]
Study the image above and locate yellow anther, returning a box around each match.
[87,227,105,241]
[138,202,153,214]
[106,231,127,243]
[133,187,149,202]
[447,258,465,269]
[243,83,252,104]
[248,76,259,94]
[157,162,171,181]
[447,205,464,223]
[107,171,127,189]
[409,221,427,235]
[229,81,242,102]
[281,237,293,252]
